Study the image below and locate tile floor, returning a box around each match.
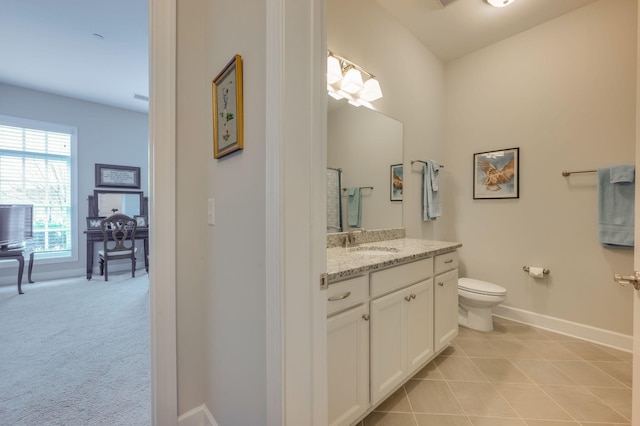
[358,317,632,426]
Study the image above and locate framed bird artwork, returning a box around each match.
[473,148,519,199]
[390,164,403,201]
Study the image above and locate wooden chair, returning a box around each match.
[98,214,137,281]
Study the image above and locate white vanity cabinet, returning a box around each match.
[369,258,434,405]
[327,276,370,426]
[434,252,459,352]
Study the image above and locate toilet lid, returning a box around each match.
[458,277,507,296]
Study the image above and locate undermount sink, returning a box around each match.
[349,246,399,256]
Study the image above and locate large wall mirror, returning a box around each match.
[327,100,403,233]
[93,190,144,218]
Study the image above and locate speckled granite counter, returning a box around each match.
[327,238,462,283]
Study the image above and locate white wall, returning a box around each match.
[328,0,445,239]
[442,0,637,335]
[0,83,148,283]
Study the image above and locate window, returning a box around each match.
[0,115,77,259]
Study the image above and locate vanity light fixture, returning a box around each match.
[486,0,516,7]
[327,51,383,108]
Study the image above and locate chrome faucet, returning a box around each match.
[343,228,366,248]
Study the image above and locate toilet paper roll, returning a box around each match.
[528,267,545,278]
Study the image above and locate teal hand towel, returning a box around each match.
[347,187,361,227]
[610,164,635,183]
[598,166,634,248]
[423,161,441,221]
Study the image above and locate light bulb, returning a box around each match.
[486,0,515,7]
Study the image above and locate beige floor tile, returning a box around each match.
[447,381,518,418]
[558,341,623,362]
[524,421,579,426]
[586,387,631,421]
[411,362,443,380]
[577,423,631,426]
[457,326,491,340]
[600,346,633,363]
[363,411,418,426]
[510,359,576,385]
[469,417,528,426]
[456,339,503,358]
[405,380,464,415]
[434,356,488,382]
[439,342,467,357]
[490,339,544,359]
[549,360,626,387]
[522,340,583,361]
[414,414,471,426]
[540,385,628,423]
[502,324,551,341]
[589,361,632,388]
[471,358,532,384]
[376,387,413,413]
[494,382,572,421]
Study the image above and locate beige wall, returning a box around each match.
[442,0,637,335]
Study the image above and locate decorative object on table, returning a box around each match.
[95,163,141,189]
[86,216,106,230]
[134,215,148,228]
[473,147,519,199]
[390,164,403,201]
[212,54,244,159]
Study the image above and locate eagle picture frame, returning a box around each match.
[473,147,519,199]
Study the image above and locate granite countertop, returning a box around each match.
[327,238,462,283]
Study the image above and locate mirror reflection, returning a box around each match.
[327,100,403,232]
[94,190,143,218]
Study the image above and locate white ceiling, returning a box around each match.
[0,0,597,114]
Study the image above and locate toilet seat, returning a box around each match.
[458,278,506,297]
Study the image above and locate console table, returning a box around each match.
[1,245,35,294]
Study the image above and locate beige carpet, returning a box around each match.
[0,273,150,425]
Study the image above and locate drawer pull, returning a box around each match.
[404,295,412,302]
[438,282,444,286]
[328,291,351,301]
[362,314,370,321]
[444,259,453,264]
[411,294,416,299]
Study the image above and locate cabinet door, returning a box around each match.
[434,269,459,352]
[370,289,406,405]
[406,279,434,374]
[327,304,370,426]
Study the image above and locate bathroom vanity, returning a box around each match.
[326,233,461,426]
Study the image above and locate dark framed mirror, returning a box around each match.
[92,190,144,218]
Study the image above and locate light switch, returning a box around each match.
[208,198,215,226]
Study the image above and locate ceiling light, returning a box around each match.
[326,51,383,109]
[341,67,364,94]
[92,33,104,40]
[327,56,342,85]
[486,0,516,7]
[359,78,383,102]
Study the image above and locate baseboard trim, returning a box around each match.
[493,304,632,352]
[178,404,217,426]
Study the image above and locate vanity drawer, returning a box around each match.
[370,258,433,298]
[327,275,368,316]
[435,251,458,275]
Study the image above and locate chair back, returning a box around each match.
[100,214,137,257]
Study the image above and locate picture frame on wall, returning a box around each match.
[212,54,244,159]
[473,147,519,199]
[390,164,403,201]
[95,163,141,189]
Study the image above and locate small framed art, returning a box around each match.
[390,164,403,201]
[95,164,141,189]
[86,216,106,230]
[473,147,519,199]
[134,215,148,228]
[212,54,244,159]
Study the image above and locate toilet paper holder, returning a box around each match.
[523,266,550,275]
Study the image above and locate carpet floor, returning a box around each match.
[0,272,151,425]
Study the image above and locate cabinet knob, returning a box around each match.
[362,314,370,321]
[438,282,444,286]
[411,294,416,299]
[404,295,412,302]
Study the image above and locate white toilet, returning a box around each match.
[458,277,507,332]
